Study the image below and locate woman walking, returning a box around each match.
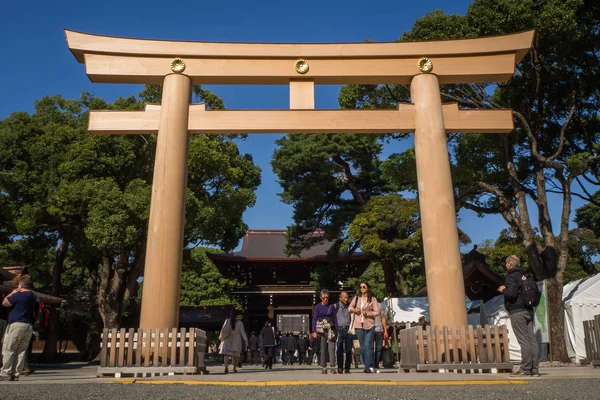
[349,281,380,373]
[218,309,248,374]
[312,289,338,374]
[259,320,276,369]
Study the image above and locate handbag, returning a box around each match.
[348,312,356,335]
[316,305,333,334]
[316,319,326,334]
[219,319,231,341]
[348,297,358,335]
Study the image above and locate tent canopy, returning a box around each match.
[383,297,484,325]
[562,273,600,361]
[563,273,600,307]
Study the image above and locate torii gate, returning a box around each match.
[66,29,534,331]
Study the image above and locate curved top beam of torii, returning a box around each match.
[65,29,534,85]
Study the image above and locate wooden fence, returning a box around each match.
[98,327,207,377]
[399,325,513,373]
[583,314,600,367]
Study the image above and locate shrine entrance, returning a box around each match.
[65,29,534,335]
[208,229,370,334]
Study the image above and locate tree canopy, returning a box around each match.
[0,85,260,358]
[274,0,600,361]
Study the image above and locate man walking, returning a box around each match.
[335,291,353,374]
[248,331,259,365]
[1,277,36,381]
[285,332,296,365]
[498,255,540,377]
[297,333,308,365]
[280,332,289,365]
[372,300,389,373]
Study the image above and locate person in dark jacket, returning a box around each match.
[259,320,277,369]
[297,334,308,365]
[248,331,259,365]
[275,331,283,363]
[280,333,289,365]
[285,332,297,365]
[498,255,540,377]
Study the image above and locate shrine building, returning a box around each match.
[208,229,370,334]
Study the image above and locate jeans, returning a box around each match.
[319,334,336,368]
[336,328,353,370]
[1,322,33,378]
[509,310,539,374]
[355,327,374,371]
[372,331,384,369]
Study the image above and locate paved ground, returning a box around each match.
[1,379,600,400]
[3,362,599,383]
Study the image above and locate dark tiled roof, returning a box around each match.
[223,229,335,259]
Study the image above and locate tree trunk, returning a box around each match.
[97,249,142,330]
[97,250,124,330]
[42,231,71,362]
[546,276,570,362]
[381,259,399,297]
[84,257,102,360]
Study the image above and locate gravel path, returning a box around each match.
[2,379,599,400]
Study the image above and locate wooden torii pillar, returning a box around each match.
[66,29,534,330]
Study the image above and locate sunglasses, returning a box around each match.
[321,296,329,299]
[360,285,367,289]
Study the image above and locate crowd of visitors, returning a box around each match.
[214,281,395,374]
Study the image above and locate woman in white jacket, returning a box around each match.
[219,308,248,373]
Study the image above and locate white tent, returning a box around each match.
[562,273,600,362]
[485,294,522,361]
[383,297,486,326]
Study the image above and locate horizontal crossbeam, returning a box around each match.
[66,30,534,84]
[89,103,513,135]
[83,53,518,85]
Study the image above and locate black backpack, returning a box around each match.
[520,274,542,308]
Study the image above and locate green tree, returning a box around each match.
[344,261,387,302]
[271,133,396,290]
[180,247,241,309]
[345,194,425,296]
[574,191,600,241]
[0,86,261,358]
[573,190,600,273]
[340,0,600,362]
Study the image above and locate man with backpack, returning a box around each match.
[498,255,540,378]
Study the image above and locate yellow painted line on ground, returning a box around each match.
[123,379,527,386]
[113,379,136,384]
[265,380,399,386]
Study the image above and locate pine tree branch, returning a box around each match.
[547,92,576,162]
[332,155,366,206]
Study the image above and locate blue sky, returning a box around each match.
[0,0,585,253]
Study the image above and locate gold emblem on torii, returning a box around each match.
[295,59,309,74]
[170,58,186,73]
[418,57,433,73]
